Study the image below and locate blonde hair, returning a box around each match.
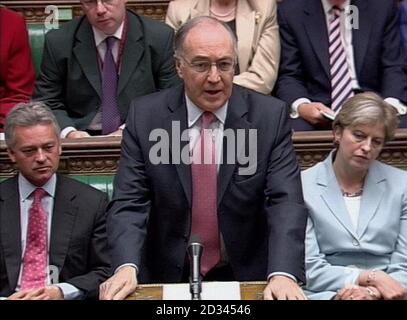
[332,92,399,142]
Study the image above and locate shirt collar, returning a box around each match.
[185,94,228,128]
[321,0,350,15]
[19,173,57,200]
[92,20,125,47]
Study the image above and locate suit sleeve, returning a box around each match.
[304,217,361,295]
[106,103,151,271]
[65,192,111,299]
[379,0,407,103]
[0,13,35,128]
[264,102,308,283]
[165,0,182,31]
[275,4,311,105]
[233,1,280,95]
[386,181,407,288]
[32,33,75,130]
[152,25,180,90]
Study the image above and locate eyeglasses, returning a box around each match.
[179,56,235,73]
[81,0,116,9]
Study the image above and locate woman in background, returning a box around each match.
[302,92,407,300]
[0,6,35,132]
[166,0,279,95]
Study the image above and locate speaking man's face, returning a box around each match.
[176,22,236,112]
[7,124,62,187]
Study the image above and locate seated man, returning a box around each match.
[0,102,110,299]
[276,0,407,130]
[0,7,35,132]
[33,0,180,138]
[100,16,308,300]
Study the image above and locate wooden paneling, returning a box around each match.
[1,129,407,178]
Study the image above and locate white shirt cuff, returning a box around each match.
[385,97,407,115]
[115,263,138,275]
[291,98,312,118]
[119,124,125,130]
[61,126,77,139]
[54,283,84,300]
[267,272,298,283]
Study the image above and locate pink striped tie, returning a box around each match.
[329,6,354,112]
[20,188,48,289]
[191,111,220,275]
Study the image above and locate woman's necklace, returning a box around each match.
[341,188,363,197]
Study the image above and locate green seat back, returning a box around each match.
[27,23,49,76]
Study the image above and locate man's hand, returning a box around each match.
[298,102,332,125]
[8,286,63,300]
[263,276,307,300]
[66,130,91,139]
[99,266,138,300]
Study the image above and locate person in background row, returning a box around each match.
[166,0,280,95]
[276,0,407,130]
[0,102,110,299]
[302,92,407,300]
[33,0,179,139]
[0,6,35,132]
[99,16,307,300]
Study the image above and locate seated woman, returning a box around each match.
[0,7,35,132]
[165,0,279,95]
[302,92,407,300]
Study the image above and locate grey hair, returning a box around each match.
[332,92,399,142]
[5,101,61,148]
[174,16,238,60]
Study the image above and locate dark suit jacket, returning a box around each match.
[276,0,407,107]
[0,8,35,130]
[33,10,180,131]
[107,84,308,284]
[0,175,110,299]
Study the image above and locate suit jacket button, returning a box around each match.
[352,239,360,246]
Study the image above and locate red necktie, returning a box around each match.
[20,188,48,290]
[191,111,220,275]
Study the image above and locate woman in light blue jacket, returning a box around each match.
[302,92,407,300]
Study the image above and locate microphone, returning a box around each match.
[187,238,203,300]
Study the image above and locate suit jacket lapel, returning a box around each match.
[73,17,102,98]
[0,177,22,291]
[357,161,385,238]
[163,85,192,207]
[318,154,359,239]
[218,87,251,206]
[117,11,144,96]
[351,0,370,77]
[304,0,330,78]
[235,1,256,73]
[49,176,78,270]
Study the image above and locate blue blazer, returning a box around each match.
[276,0,407,107]
[301,151,407,299]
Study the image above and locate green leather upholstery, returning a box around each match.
[28,23,49,75]
[70,175,115,200]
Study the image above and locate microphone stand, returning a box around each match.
[187,241,203,300]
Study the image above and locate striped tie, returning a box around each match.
[329,6,354,112]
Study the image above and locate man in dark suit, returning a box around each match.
[276,0,407,130]
[0,102,110,299]
[100,17,308,300]
[33,0,179,139]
